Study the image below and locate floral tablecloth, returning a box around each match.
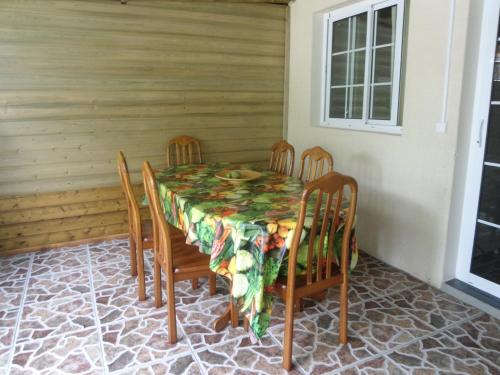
[155,163,357,339]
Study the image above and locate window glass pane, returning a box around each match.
[331,54,348,86]
[373,46,393,83]
[477,165,500,225]
[370,84,392,120]
[354,13,367,49]
[332,18,349,53]
[351,86,364,119]
[485,105,500,164]
[470,223,500,285]
[352,50,365,85]
[330,87,346,118]
[375,6,396,46]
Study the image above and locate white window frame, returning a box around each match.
[320,0,405,134]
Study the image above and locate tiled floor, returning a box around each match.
[1,239,499,375]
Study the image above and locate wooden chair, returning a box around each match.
[278,172,358,370]
[269,140,295,176]
[167,135,203,167]
[117,151,154,301]
[142,161,217,344]
[298,146,334,183]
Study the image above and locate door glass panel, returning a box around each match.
[477,165,500,225]
[470,223,500,285]
[350,86,364,119]
[485,106,500,164]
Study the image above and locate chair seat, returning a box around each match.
[141,220,186,244]
[172,242,211,273]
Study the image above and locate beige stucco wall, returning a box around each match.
[287,0,472,287]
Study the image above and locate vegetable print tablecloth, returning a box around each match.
[155,163,358,339]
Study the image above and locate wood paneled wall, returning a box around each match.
[0,0,287,254]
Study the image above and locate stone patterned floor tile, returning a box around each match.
[0,346,11,374]
[0,253,31,282]
[173,276,230,306]
[0,309,18,349]
[335,356,406,375]
[31,246,88,276]
[10,328,103,375]
[95,284,159,325]
[269,313,377,375]
[348,297,434,352]
[115,354,203,375]
[269,298,327,327]
[89,239,139,268]
[350,261,422,298]
[386,283,482,330]
[314,283,379,313]
[92,259,153,293]
[25,268,90,305]
[196,335,302,375]
[176,297,252,350]
[444,313,500,368]
[101,311,191,373]
[17,294,95,343]
[0,278,26,311]
[386,332,500,375]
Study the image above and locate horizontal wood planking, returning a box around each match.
[0,0,285,254]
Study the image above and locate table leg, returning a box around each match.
[213,297,239,332]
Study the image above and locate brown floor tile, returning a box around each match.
[336,356,406,375]
[196,335,302,375]
[0,253,31,282]
[349,297,434,351]
[10,328,103,375]
[0,278,25,312]
[387,332,500,375]
[444,313,500,368]
[31,246,88,276]
[17,295,95,343]
[101,311,191,373]
[269,313,377,374]
[386,283,482,330]
[117,354,203,375]
[25,268,90,305]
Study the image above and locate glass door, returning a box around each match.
[457,0,500,298]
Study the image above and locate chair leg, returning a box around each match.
[191,278,199,290]
[154,257,162,308]
[243,316,250,332]
[339,282,348,344]
[166,277,177,344]
[208,274,216,296]
[129,235,137,277]
[294,297,303,313]
[230,295,238,328]
[282,296,295,371]
[136,241,146,301]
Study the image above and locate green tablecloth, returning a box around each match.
[155,163,358,339]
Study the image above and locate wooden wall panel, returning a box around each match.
[0,0,287,254]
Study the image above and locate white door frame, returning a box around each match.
[455,0,500,298]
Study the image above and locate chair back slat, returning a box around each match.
[117,151,142,240]
[316,191,334,282]
[143,161,173,269]
[288,172,357,288]
[298,146,334,183]
[167,135,202,167]
[269,140,295,176]
[306,191,322,285]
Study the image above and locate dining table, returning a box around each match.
[154,162,358,340]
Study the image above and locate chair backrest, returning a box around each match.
[142,161,173,268]
[298,146,334,183]
[269,140,295,176]
[166,135,203,167]
[288,172,358,287]
[117,151,142,239]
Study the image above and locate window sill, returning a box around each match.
[319,122,403,135]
